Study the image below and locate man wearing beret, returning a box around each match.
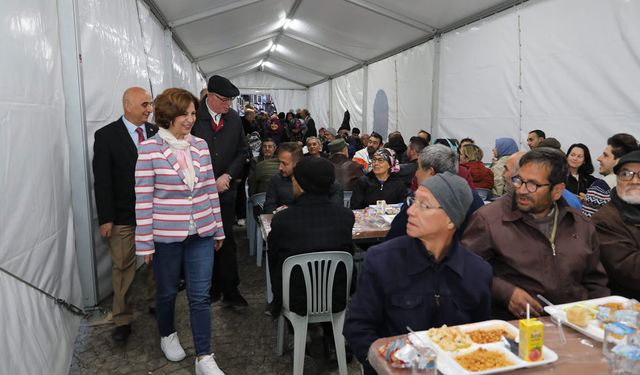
[344,172,493,374]
[328,138,363,191]
[192,75,249,307]
[591,150,640,300]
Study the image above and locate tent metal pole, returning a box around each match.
[57,0,98,306]
[328,78,334,128]
[362,65,368,132]
[430,35,441,140]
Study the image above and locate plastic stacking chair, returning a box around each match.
[343,191,352,208]
[276,251,353,375]
[476,188,492,201]
[247,193,266,259]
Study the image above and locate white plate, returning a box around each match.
[543,295,629,342]
[409,320,558,375]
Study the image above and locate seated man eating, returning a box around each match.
[344,172,492,374]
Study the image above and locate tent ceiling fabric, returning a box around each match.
[146,0,521,88]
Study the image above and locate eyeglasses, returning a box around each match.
[371,157,387,164]
[619,170,640,182]
[511,176,550,193]
[407,196,443,211]
[213,93,235,103]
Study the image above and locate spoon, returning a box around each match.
[537,294,567,344]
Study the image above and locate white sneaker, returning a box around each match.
[236,218,246,226]
[160,332,186,361]
[195,354,225,375]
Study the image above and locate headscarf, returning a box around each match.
[374,148,400,173]
[495,137,519,158]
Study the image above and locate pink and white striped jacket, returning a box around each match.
[134,134,224,255]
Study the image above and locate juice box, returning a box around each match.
[519,318,544,362]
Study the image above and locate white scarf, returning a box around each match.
[158,128,196,191]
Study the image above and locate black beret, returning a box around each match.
[293,157,335,194]
[614,150,640,174]
[207,75,239,97]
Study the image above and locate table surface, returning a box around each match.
[259,209,392,240]
[368,317,610,374]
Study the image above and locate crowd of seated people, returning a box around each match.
[235,112,639,373]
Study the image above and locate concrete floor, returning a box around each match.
[70,225,362,374]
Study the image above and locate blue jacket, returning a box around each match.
[343,236,492,372]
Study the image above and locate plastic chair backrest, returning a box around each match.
[249,192,266,209]
[281,251,353,316]
[343,191,352,208]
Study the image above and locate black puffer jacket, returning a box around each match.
[350,172,407,209]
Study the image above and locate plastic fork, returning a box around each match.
[537,294,567,344]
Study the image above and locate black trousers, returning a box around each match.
[211,186,240,296]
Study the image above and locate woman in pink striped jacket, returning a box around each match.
[135,88,225,375]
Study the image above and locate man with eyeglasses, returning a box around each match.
[93,87,157,341]
[344,172,492,374]
[462,148,609,320]
[192,75,249,308]
[591,151,640,300]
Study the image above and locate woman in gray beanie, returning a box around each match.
[344,171,493,374]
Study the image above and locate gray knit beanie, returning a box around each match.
[420,171,473,228]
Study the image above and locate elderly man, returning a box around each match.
[344,172,492,374]
[582,133,639,217]
[300,108,317,138]
[386,145,484,239]
[322,127,337,154]
[352,132,383,173]
[462,148,609,319]
[93,87,157,341]
[591,151,640,300]
[527,129,546,150]
[192,75,249,307]
[328,138,363,191]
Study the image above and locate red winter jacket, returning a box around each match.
[461,161,494,190]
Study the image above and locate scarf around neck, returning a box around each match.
[611,187,640,225]
[158,128,195,191]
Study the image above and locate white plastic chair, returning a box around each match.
[276,251,353,375]
[343,190,352,208]
[247,192,266,260]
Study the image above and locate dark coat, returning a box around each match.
[92,118,157,225]
[192,100,248,182]
[263,173,344,214]
[350,172,407,209]
[566,172,599,195]
[462,195,609,319]
[329,153,364,192]
[304,116,317,138]
[591,191,640,300]
[267,193,355,316]
[396,160,418,188]
[344,236,492,373]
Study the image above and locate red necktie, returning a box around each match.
[136,127,145,144]
[211,115,223,133]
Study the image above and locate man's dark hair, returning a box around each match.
[519,148,568,187]
[460,137,475,145]
[529,129,546,139]
[608,133,639,159]
[351,127,360,135]
[408,136,429,154]
[370,132,383,144]
[566,143,594,175]
[277,142,303,162]
[418,129,432,144]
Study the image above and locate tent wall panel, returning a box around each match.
[137,0,170,96]
[171,39,195,93]
[331,69,364,131]
[270,90,308,115]
[308,81,331,130]
[366,56,397,139]
[0,0,81,373]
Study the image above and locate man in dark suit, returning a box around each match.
[92,86,157,341]
[192,75,249,307]
[300,108,317,139]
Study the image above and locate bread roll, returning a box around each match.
[566,305,592,327]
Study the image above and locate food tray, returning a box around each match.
[409,320,558,375]
[543,295,630,342]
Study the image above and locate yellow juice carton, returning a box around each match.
[519,318,544,362]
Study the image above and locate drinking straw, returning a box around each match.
[526,303,530,320]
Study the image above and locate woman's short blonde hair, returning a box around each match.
[461,144,484,162]
[153,88,199,129]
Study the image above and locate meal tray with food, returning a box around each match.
[409,320,558,375]
[543,295,632,342]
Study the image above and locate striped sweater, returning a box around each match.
[134,134,224,255]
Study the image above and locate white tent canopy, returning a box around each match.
[1,0,639,373]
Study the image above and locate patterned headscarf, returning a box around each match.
[374,148,400,173]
